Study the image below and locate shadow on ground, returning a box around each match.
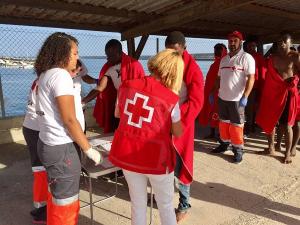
[191,181,300,225]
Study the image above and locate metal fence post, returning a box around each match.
[0,75,5,117]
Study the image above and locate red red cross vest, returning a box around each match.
[109,76,179,174]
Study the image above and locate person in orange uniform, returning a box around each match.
[109,49,183,225]
[35,32,102,225]
[211,31,255,164]
[23,79,48,223]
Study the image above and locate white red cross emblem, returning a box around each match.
[124,92,154,128]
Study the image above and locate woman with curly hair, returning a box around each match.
[35,32,101,225]
[109,48,183,225]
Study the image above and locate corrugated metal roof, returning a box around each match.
[0,0,300,43]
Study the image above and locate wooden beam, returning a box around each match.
[0,0,152,19]
[127,38,136,58]
[134,35,149,59]
[245,3,300,21]
[0,16,122,33]
[188,19,276,33]
[121,0,256,40]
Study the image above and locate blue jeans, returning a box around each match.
[175,153,191,212]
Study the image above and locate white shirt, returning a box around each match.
[23,80,39,131]
[72,60,88,96]
[37,68,85,146]
[218,49,255,101]
[72,61,88,123]
[104,64,121,90]
[171,102,181,123]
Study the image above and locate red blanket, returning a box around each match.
[252,52,267,106]
[252,52,266,89]
[93,53,145,133]
[173,50,204,184]
[297,95,300,121]
[198,58,221,127]
[256,58,299,134]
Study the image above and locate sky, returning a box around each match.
[0,24,228,58]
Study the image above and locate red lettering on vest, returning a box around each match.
[124,92,154,128]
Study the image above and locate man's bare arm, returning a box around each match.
[294,52,300,73]
[243,74,255,98]
[82,74,98,84]
[82,76,109,104]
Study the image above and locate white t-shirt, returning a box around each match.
[37,68,85,146]
[72,61,88,118]
[104,64,121,90]
[72,60,88,96]
[23,80,39,131]
[171,102,181,123]
[218,49,255,101]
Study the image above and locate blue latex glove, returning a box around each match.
[239,96,248,107]
[209,94,214,105]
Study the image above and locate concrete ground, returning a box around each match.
[0,124,299,225]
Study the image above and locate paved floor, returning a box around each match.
[0,125,299,225]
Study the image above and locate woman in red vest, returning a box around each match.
[109,49,183,225]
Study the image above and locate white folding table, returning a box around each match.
[80,135,120,225]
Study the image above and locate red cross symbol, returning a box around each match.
[124,93,154,128]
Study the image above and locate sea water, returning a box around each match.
[0,58,212,117]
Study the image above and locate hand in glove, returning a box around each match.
[239,96,248,107]
[85,147,102,165]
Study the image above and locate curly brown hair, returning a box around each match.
[34,32,78,76]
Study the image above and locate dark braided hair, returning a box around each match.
[34,32,78,76]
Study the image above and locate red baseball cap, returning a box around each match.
[228,31,244,40]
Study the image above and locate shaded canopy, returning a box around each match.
[0,0,299,44]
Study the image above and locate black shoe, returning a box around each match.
[30,208,39,217]
[32,206,47,224]
[233,148,243,164]
[30,206,46,217]
[211,143,229,153]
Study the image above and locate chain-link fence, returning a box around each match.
[0,24,225,118]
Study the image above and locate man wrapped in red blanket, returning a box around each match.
[199,43,227,138]
[82,39,145,133]
[165,31,204,222]
[256,32,300,163]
